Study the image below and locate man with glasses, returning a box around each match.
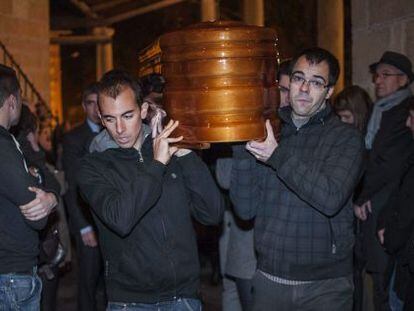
[354,51,414,310]
[230,47,364,310]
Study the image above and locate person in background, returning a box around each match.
[0,64,57,310]
[353,51,414,311]
[332,85,373,311]
[62,83,104,311]
[12,104,69,311]
[277,59,291,108]
[376,99,414,310]
[216,151,256,311]
[333,85,373,132]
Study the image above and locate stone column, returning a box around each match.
[49,44,63,123]
[93,27,115,80]
[243,0,264,26]
[201,0,216,22]
[317,0,345,92]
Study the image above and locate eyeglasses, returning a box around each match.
[373,72,405,80]
[290,74,329,91]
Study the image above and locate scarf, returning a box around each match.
[365,88,412,149]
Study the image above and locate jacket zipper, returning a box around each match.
[328,219,337,254]
[137,149,144,163]
[136,145,177,296]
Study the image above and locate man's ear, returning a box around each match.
[140,102,149,120]
[98,112,105,127]
[398,75,409,88]
[6,94,17,111]
[325,86,334,100]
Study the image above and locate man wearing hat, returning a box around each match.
[354,51,414,310]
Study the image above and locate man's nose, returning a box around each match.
[116,120,125,134]
[374,74,383,84]
[299,80,310,93]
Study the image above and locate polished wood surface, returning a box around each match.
[160,20,279,144]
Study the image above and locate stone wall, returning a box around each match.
[0,0,50,104]
[318,0,345,93]
[352,0,414,97]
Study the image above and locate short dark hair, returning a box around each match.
[290,47,340,87]
[277,59,291,81]
[140,73,165,96]
[82,83,99,104]
[98,69,143,107]
[0,65,20,109]
[11,104,37,137]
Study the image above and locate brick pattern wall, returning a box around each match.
[0,0,50,104]
[352,0,414,97]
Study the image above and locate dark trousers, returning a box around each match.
[76,234,103,311]
[403,273,414,311]
[234,277,254,311]
[251,272,354,311]
[40,266,59,311]
[371,271,391,311]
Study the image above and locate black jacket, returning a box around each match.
[230,105,364,281]
[356,95,413,272]
[0,126,48,273]
[355,96,413,205]
[77,136,224,303]
[377,142,414,256]
[62,122,96,233]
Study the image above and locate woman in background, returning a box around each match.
[333,85,373,311]
[333,85,373,133]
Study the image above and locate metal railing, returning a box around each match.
[0,40,46,106]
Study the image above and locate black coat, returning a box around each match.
[77,137,224,303]
[62,122,96,233]
[356,95,413,272]
[356,96,413,206]
[0,126,48,273]
[378,143,414,259]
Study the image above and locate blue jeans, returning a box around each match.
[0,270,42,311]
[389,266,404,311]
[107,298,202,311]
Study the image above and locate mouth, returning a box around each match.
[117,137,129,144]
[295,97,312,104]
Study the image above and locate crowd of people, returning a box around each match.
[0,46,413,311]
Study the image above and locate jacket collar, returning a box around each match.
[89,123,152,153]
[278,102,333,128]
[0,125,11,138]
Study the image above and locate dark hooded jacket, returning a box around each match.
[77,127,224,303]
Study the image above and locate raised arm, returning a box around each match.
[176,152,224,225]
